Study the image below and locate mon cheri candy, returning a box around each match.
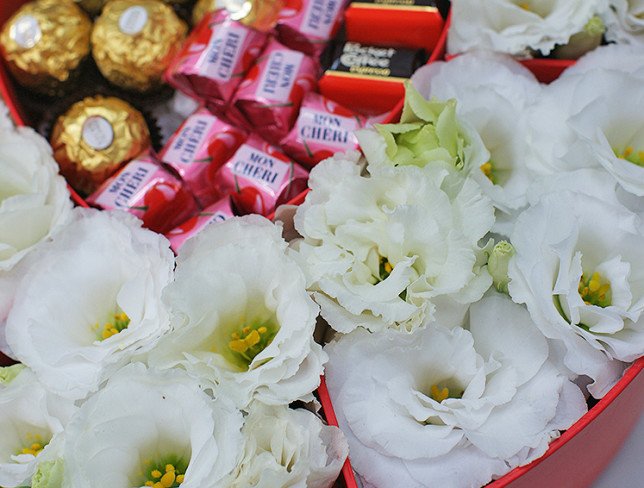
[215,135,308,216]
[159,107,247,207]
[280,91,366,168]
[230,37,318,143]
[166,196,235,252]
[276,0,348,57]
[165,9,267,113]
[87,152,199,234]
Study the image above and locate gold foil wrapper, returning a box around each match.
[193,0,286,31]
[51,96,151,195]
[0,0,91,95]
[92,0,187,92]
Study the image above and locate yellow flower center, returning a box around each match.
[16,441,46,457]
[428,384,463,403]
[480,161,495,183]
[615,146,644,167]
[578,271,612,308]
[143,463,185,487]
[379,256,394,281]
[94,311,130,340]
[228,323,277,367]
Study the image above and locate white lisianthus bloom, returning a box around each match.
[508,191,644,397]
[292,153,495,333]
[448,0,609,57]
[148,216,326,410]
[224,402,348,488]
[4,209,174,400]
[605,0,644,44]
[0,366,76,488]
[325,293,587,488]
[356,81,490,178]
[63,363,243,488]
[411,52,540,233]
[0,124,72,271]
[559,43,644,78]
[0,100,14,129]
[526,67,644,197]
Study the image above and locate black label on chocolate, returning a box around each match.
[352,0,437,6]
[329,42,425,78]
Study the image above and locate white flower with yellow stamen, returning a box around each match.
[292,154,494,333]
[448,0,609,57]
[0,124,72,272]
[325,293,587,488]
[0,366,76,488]
[148,216,326,410]
[410,52,540,232]
[4,209,174,400]
[508,190,644,398]
[63,363,243,488]
[224,402,348,488]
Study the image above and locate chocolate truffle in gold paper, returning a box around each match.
[0,0,91,96]
[92,0,187,92]
[193,0,284,30]
[51,96,151,195]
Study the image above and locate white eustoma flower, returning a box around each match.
[292,153,494,333]
[0,366,76,488]
[325,293,587,488]
[508,190,644,397]
[448,0,608,56]
[605,0,644,44]
[225,402,348,488]
[411,52,540,233]
[63,363,243,488]
[559,43,644,78]
[4,209,174,400]
[0,124,72,271]
[526,67,644,196]
[148,215,326,410]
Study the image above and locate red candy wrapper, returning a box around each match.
[280,92,366,167]
[159,108,247,207]
[87,153,199,235]
[276,0,348,57]
[165,10,267,112]
[230,38,318,143]
[166,196,235,252]
[215,135,309,216]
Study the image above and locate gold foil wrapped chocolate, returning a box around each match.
[92,0,187,92]
[51,96,151,195]
[194,0,285,31]
[0,0,91,96]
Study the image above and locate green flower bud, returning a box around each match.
[489,241,515,294]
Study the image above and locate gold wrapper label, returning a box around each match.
[82,116,115,151]
[10,15,42,49]
[223,0,285,32]
[118,6,149,35]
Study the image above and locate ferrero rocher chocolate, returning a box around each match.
[51,96,151,195]
[0,0,91,95]
[192,0,286,31]
[92,0,187,92]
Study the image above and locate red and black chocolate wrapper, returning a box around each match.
[280,91,366,168]
[214,134,308,216]
[165,10,268,114]
[159,107,247,207]
[344,1,444,53]
[276,0,349,57]
[319,41,426,114]
[87,151,199,234]
[229,37,318,144]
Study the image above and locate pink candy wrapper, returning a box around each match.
[215,134,309,216]
[230,38,318,143]
[87,153,199,235]
[277,0,348,57]
[280,91,366,167]
[165,10,267,112]
[159,108,247,207]
[166,196,235,252]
